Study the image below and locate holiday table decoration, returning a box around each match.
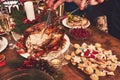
[24,1,35,21]
[8,57,64,80]
[2,0,20,13]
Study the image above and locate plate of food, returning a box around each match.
[0,37,8,53]
[62,15,90,29]
[16,22,70,59]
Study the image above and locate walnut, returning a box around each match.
[78,63,85,69]
[71,62,76,65]
[75,49,82,54]
[81,57,87,62]
[64,54,71,61]
[91,64,98,69]
[95,69,106,77]
[90,74,99,80]
[95,43,102,48]
[84,60,92,66]
[107,63,118,71]
[98,64,106,69]
[81,42,88,49]
[73,43,80,49]
[84,66,94,75]
[96,53,106,61]
[104,50,112,56]
[72,56,81,63]
[107,71,115,76]
[97,47,105,52]
[71,51,75,57]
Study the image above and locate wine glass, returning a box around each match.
[0,13,15,49]
[46,51,64,70]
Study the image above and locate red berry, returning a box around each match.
[84,49,90,57]
[11,24,15,28]
[90,54,95,58]
[16,42,24,48]
[17,49,25,54]
[34,51,44,58]
[70,28,90,39]
[92,51,98,54]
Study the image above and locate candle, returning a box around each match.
[24,1,35,21]
[58,3,64,16]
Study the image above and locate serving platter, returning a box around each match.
[19,34,70,59]
[63,44,120,80]
[63,64,120,80]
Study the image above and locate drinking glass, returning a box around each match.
[0,13,15,49]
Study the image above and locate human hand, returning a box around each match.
[47,0,104,10]
[47,0,73,10]
[78,0,104,10]
[88,0,104,5]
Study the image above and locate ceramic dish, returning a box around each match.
[69,28,92,40]
[0,37,8,53]
[18,34,70,59]
[62,18,90,29]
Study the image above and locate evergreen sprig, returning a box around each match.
[11,9,36,34]
[8,57,64,80]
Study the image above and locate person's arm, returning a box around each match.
[47,0,104,10]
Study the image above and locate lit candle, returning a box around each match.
[24,1,35,21]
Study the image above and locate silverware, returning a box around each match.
[70,0,89,14]
[70,8,80,14]
[41,10,52,38]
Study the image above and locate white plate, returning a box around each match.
[0,37,8,53]
[20,34,70,59]
[62,18,90,29]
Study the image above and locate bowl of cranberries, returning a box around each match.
[69,28,91,40]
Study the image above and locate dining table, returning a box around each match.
[0,25,120,80]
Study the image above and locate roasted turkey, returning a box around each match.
[17,22,65,58]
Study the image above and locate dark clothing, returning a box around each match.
[64,0,120,39]
[64,2,86,16]
[107,0,120,39]
[87,0,120,39]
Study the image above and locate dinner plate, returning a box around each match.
[20,34,70,59]
[62,18,90,29]
[0,37,8,53]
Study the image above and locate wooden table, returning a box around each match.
[0,27,120,80]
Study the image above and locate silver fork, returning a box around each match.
[70,0,89,14]
[70,8,80,14]
[41,10,52,38]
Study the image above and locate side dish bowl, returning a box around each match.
[69,28,92,40]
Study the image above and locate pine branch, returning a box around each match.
[11,9,35,34]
